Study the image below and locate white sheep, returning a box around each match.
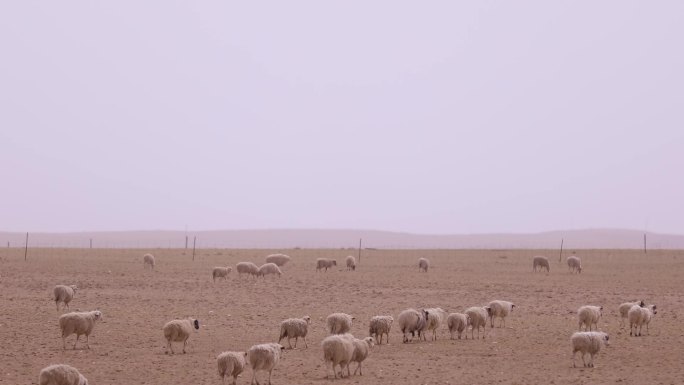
[347,335,375,376]
[143,253,155,270]
[236,262,259,278]
[368,315,393,345]
[247,343,285,385]
[465,306,489,339]
[571,331,609,368]
[316,258,337,272]
[487,300,515,328]
[265,253,291,266]
[217,351,247,385]
[59,310,103,350]
[578,305,603,331]
[162,317,199,354]
[53,285,78,311]
[618,300,645,327]
[278,315,311,349]
[327,313,354,335]
[418,257,429,272]
[39,364,88,385]
[397,308,427,343]
[257,263,282,278]
[424,307,448,341]
[212,266,232,282]
[566,255,582,273]
[321,334,355,379]
[628,304,657,337]
[446,313,470,340]
[345,255,356,271]
[532,256,550,272]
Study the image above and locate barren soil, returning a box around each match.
[1,248,683,385]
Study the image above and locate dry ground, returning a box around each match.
[1,248,683,385]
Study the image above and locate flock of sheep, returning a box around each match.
[37,252,659,384]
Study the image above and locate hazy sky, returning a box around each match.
[1,1,682,234]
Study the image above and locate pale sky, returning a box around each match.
[1,1,682,234]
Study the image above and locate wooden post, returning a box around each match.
[558,238,564,262]
[185,236,188,249]
[358,238,362,265]
[192,236,197,261]
[644,233,647,254]
[24,232,29,261]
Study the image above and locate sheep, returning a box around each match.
[532,256,550,272]
[212,266,232,282]
[58,310,103,350]
[487,300,515,328]
[39,364,88,385]
[143,253,155,270]
[368,315,393,345]
[246,343,285,385]
[236,262,259,278]
[345,255,356,271]
[571,331,609,368]
[567,256,582,273]
[424,307,448,341]
[465,306,489,339]
[397,308,427,343]
[577,305,603,331]
[162,317,199,354]
[327,313,354,335]
[321,334,355,379]
[278,315,311,349]
[618,300,645,327]
[265,253,291,266]
[257,263,282,278]
[418,257,429,272]
[53,285,78,311]
[347,335,375,376]
[217,351,247,385]
[316,258,337,272]
[628,304,657,337]
[447,313,470,340]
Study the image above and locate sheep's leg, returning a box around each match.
[589,353,594,367]
[303,336,308,348]
[56,301,60,311]
[287,337,293,349]
[572,350,577,368]
[332,363,338,379]
[581,352,587,367]
[293,337,298,348]
[73,335,80,350]
[354,361,362,376]
[62,336,66,350]
[251,369,257,384]
[183,338,188,353]
[267,369,273,385]
[86,334,90,349]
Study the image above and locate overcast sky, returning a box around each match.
[1,1,682,234]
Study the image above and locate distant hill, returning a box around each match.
[0,228,682,249]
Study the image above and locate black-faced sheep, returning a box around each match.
[619,300,645,327]
[162,317,199,354]
[578,305,603,331]
[368,315,393,345]
[628,304,657,337]
[571,331,609,368]
[327,313,354,335]
[487,300,515,328]
[279,316,311,349]
[397,308,427,343]
[532,256,550,272]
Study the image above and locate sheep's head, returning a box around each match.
[70,285,78,292]
[599,306,603,315]
[485,307,493,317]
[650,305,657,315]
[510,304,516,312]
[639,300,645,307]
[193,319,200,330]
[332,261,337,266]
[602,333,610,345]
[364,337,375,348]
[303,316,311,324]
[93,311,103,320]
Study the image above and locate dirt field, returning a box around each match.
[1,248,682,385]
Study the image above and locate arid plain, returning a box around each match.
[1,248,682,385]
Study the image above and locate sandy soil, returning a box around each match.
[1,248,682,385]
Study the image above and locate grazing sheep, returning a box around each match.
[345,255,356,271]
[447,313,470,340]
[418,258,429,272]
[217,351,247,385]
[212,266,232,282]
[53,285,78,311]
[59,310,103,350]
[236,262,259,278]
[347,335,375,376]
[571,331,609,368]
[143,253,155,270]
[278,316,311,349]
[619,300,645,327]
[39,364,88,385]
[424,307,448,341]
[578,305,603,331]
[257,263,282,278]
[316,258,337,272]
[397,308,427,343]
[465,306,489,339]
[327,313,354,335]
[247,343,284,385]
[567,256,582,273]
[368,315,393,345]
[532,256,550,272]
[321,334,355,379]
[487,300,515,328]
[628,304,657,337]
[265,253,291,267]
[162,317,199,354]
